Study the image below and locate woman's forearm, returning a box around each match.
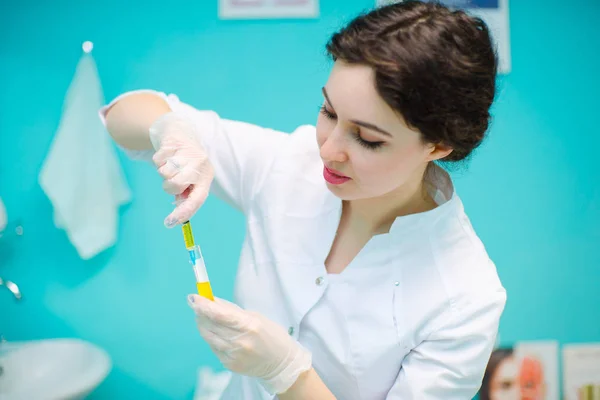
[278,368,337,400]
[104,92,171,151]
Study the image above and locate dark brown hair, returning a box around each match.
[326,1,498,162]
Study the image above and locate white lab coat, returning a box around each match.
[100,91,507,400]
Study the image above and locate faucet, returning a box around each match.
[0,277,19,362]
[0,220,23,301]
[0,277,21,300]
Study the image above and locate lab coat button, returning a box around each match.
[315,276,325,286]
[394,281,400,286]
[288,327,294,335]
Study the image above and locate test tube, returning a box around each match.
[190,244,215,301]
[182,221,215,301]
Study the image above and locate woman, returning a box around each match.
[101,1,506,398]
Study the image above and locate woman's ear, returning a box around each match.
[426,142,453,162]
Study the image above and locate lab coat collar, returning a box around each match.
[388,163,458,235]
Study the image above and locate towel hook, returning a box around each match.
[82,41,93,53]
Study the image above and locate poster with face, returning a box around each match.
[375,0,511,74]
[480,341,560,400]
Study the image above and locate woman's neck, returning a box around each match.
[344,167,437,236]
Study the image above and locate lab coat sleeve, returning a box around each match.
[100,90,290,213]
[386,289,506,399]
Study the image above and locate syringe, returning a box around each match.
[181,221,215,301]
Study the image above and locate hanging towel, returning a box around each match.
[39,44,131,260]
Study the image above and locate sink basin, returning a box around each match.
[0,338,111,400]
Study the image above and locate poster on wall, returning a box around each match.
[480,341,560,400]
[563,343,600,400]
[375,0,511,74]
[219,0,319,19]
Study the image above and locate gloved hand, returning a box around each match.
[187,294,313,395]
[149,112,214,228]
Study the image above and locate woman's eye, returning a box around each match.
[354,134,384,150]
[319,105,336,120]
[320,104,384,150]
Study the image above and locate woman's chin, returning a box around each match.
[325,182,362,201]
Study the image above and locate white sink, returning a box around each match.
[0,338,111,400]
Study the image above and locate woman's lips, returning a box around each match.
[323,165,351,185]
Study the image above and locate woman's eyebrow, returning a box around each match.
[322,86,393,138]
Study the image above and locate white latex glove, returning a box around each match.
[149,112,214,228]
[187,294,313,395]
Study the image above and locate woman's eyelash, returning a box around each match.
[356,136,384,150]
[319,105,384,150]
[319,105,336,120]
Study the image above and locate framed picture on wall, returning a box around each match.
[219,0,319,19]
[480,341,560,400]
[563,344,600,400]
[375,0,511,74]
[514,341,561,400]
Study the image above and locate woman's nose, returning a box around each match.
[319,130,348,164]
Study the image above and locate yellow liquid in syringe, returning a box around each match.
[196,281,215,301]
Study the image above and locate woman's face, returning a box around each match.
[315,60,450,201]
[489,355,520,400]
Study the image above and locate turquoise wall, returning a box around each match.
[1,0,598,398]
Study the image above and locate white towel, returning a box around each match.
[39,48,131,260]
